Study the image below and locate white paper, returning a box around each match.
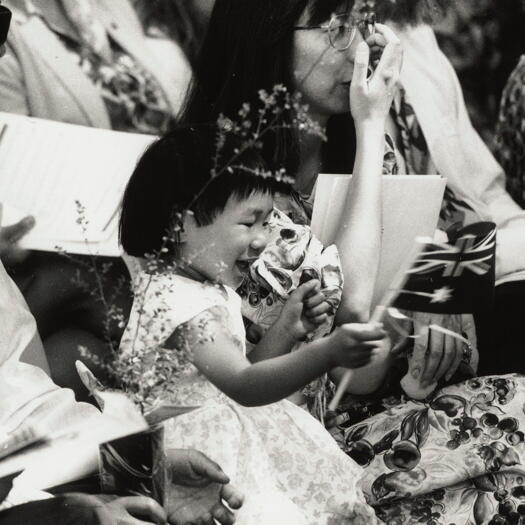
[0,392,148,491]
[0,113,156,255]
[311,174,447,308]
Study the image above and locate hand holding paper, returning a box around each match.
[0,113,155,256]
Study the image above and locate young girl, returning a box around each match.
[119,127,386,524]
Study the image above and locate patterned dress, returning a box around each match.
[119,272,378,525]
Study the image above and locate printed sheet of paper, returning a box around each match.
[0,112,156,256]
[0,392,148,491]
[311,174,447,308]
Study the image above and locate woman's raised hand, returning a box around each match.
[350,23,403,125]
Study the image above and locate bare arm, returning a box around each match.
[335,26,403,324]
[334,121,384,324]
[176,306,383,407]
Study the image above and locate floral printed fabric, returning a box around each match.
[58,35,172,134]
[390,87,477,234]
[329,374,525,525]
[495,55,525,209]
[240,208,343,342]
[123,273,377,524]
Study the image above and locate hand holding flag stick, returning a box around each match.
[328,222,496,411]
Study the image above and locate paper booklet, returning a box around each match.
[0,391,148,492]
[311,174,447,309]
[0,112,156,256]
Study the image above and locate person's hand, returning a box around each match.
[27,493,168,525]
[350,23,403,125]
[96,495,167,524]
[408,313,473,388]
[0,215,35,265]
[328,322,386,369]
[278,279,331,342]
[166,449,243,525]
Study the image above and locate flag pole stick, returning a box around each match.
[328,240,428,412]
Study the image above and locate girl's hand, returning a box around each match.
[329,322,386,369]
[279,279,331,342]
[350,23,403,126]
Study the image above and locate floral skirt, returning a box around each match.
[329,374,525,524]
[164,397,377,525]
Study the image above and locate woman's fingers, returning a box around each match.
[369,24,402,83]
[372,23,400,45]
[421,325,444,387]
[211,504,236,525]
[220,484,244,510]
[433,333,457,383]
[352,41,370,87]
[116,496,167,524]
[365,32,387,49]
[184,449,230,485]
[447,338,464,381]
[373,41,402,82]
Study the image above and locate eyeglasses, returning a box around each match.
[0,5,11,48]
[293,13,358,51]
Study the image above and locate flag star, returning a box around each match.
[430,286,454,303]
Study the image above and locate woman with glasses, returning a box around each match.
[179,1,525,523]
[183,0,401,334]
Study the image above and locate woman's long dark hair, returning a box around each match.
[180,0,358,179]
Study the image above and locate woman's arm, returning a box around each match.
[334,26,403,325]
[334,120,384,324]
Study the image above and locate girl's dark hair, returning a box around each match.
[119,125,276,258]
[180,0,357,179]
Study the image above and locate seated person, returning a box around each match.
[0,225,243,524]
[0,0,194,397]
[494,55,525,209]
[0,11,242,521]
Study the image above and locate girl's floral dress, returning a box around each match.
[120,272,378,525]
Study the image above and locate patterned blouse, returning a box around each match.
[58,34,173,135]
[495,55,525,209]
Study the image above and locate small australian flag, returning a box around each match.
[392,222,496,314]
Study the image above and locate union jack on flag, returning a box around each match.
[393,222,497,314]
[408,227,496,278]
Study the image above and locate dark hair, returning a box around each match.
[119,125,276,258]
[180,0,357,179]
[375,0,452,26]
